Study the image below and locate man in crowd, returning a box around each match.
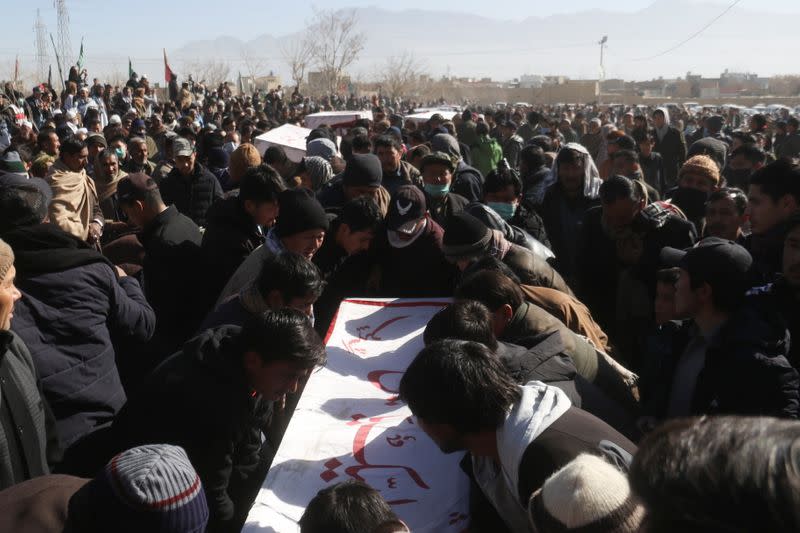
[201,165,284,304]
[538,144,601,282]
[46,136,104,245]
[374,135,420,196]
[399,339,636,532]
[652,107,687,189]
[705,188,748,243]
[159,137,223,227]
[113,310,326,533]
[578,176,696,364]
[1,184,154,451]
[117,173,204,367]
[419,151,469,227]
[653,238,799,419]
[745,160,800,283]
[217,188,329,304]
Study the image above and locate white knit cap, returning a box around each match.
[529,454,644,533]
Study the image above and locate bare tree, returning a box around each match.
[240,46,265,81]
[381,52,426,99]
[184,58,231,87]
[281,37,313,91]
[306,8,366,94]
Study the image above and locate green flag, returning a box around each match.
[128,57,134,79]
[76,38,84,70]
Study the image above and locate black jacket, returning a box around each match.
[695,306,799,418]
[577,205,696,342]
[113,327,272,533]
[201,196,264,304]
[643,307,799,419]
[159,162,223,227]
[5,224,155,450]
[426,192,469,228]
[139,205,204,363]
[452,161,484,203]
[538,184,600,282]
[652,126,687,188]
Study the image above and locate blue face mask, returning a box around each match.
[114,147,126,160]
[424,183,450,198]
[487,202,517,221]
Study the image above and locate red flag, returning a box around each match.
[163,48,175,83]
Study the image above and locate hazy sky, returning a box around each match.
[3,0,800,81]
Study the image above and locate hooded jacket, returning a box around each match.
[5,224,155,449]
[112,326,272,533]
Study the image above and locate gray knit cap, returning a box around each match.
[0,238,13,282]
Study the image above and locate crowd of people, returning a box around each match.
[0,69,799,533]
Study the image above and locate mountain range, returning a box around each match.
[166,0,798,82]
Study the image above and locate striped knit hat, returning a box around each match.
[66,445,208,533]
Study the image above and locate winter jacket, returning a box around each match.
[696,306,799,418]
[509,201,551,250]
[502,301,640,415]
[112,326,272,533]
[374,218,459,298]
[201,196,265,305]
[0,331,56,490]
[5,224,155,449]
[426,192,469,228]
[451,161,484,203]
[502,243,573,296]
[381,160,422,197]
[138,205,204,362]
[643,306,799,419]
[159,162,223,227]
[470,135,503,178]
[496,338,636,438]
[776,131,800,161]
[749,278,800,370]
[502,134,524,170]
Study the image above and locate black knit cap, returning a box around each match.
[275,188,330,238]
[442,212,492,259]
[342,153,382,188]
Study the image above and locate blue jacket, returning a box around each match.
[5,224,155,449]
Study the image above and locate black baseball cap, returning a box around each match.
[660,237,753,286]
[387,185,426,232]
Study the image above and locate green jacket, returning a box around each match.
[470,135,503,178]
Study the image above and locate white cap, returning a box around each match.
[109,114,122,125]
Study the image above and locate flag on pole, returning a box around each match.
[238,71,244,94]
[128,57,134,79]
[163,48,175,83]
[76,37,85,70]
[48,65,52,88]
[13,55,19,84]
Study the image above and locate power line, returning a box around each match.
[631,0,742,61]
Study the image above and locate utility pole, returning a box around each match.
[55,0,73,70]
[34,9,49,82]
[598,35,608,106]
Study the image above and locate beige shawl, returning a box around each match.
[46,159,98,241]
